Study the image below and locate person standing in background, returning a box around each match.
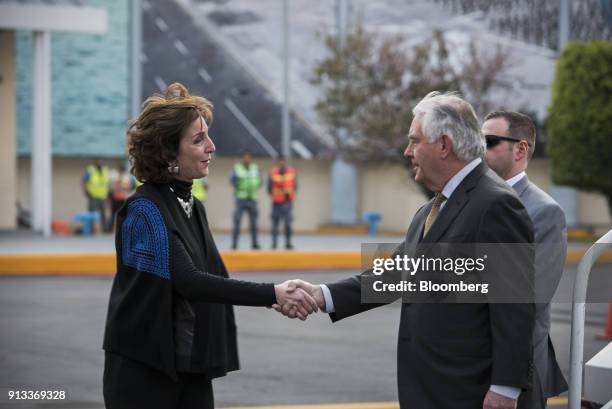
[109,164,136,231]
[82,158,110,233]
[230,150,261,250]
[192,177,208,203]
[268,156,297,250]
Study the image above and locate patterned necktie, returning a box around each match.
[423,192,446,237]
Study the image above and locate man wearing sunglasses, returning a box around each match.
[483,111,568,409]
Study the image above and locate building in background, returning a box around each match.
[1,0,610,236]
[0,0,126,233]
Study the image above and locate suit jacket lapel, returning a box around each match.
[422,162,488,244]
[410,203,429,243]
[395,203,427,263]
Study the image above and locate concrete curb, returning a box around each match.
[0,249,611,276]
[0,251,360,276]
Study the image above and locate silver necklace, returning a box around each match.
[169,187,194,218]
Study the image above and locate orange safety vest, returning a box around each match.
[270,166,296,204]
[112,175,134,201]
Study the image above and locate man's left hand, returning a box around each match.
[483,390,517,409]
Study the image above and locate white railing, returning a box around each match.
[569,228,612,409]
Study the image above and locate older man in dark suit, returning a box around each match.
[277,92,537,409]
[483,111,568,409]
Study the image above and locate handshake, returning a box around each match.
[273,279,325,320]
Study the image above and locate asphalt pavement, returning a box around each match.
[0,268,610,409]
[1,229,611,408]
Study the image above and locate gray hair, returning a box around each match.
[412,91,485,161]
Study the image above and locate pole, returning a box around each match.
[130,0,142,119]
[559,0,570,50]
[281,0,291,160]
[337,0,348,45]
[550,0,578,227]
[569,229,612,409]
[330,0,359,225]
[31,30,52,237]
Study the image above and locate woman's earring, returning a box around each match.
[167,161,179,175]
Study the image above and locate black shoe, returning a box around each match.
[285,243,294,250]
[231,243,237,250]
[252,243,261,250]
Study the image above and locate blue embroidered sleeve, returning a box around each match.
[121,198,170,280]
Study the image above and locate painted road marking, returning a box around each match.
[546,396,568,406]
[155,17,168,32]
[154,75,167,92]
[291,139,313,159]
[198,67,212,83]
[220,403,399,409]
[174,39,189,56]
[224,98,278,157]
[219,397,569,409]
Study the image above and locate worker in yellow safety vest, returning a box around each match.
[82,159,110,233]
[268,156,297,249]
[192,177,208,202]
[230,150,261,249]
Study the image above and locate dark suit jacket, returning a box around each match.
[327,162,536,409]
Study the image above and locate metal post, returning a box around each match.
[330,158,359,224]
[559,0,570,50]
[603,0,612,28]
[281,0,291,160]
[569,228,612,409]
[329,0,359,225]
[550,0,577,227]
[130,0,142,119]
[31,30,52,237]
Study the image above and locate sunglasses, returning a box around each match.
[484,134,532,149]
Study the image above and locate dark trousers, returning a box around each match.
[103,352,213,409]
[232,198,259,248]
[88,197,108,233]
[271,202,293,248]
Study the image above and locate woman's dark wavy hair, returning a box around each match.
[128,82,213,183]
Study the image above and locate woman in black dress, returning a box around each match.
[103,82,317,409]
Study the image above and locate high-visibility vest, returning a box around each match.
[86,165,109,199]
[233,163,260,200]
[270,166,296,203]
[192,178,207,202]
